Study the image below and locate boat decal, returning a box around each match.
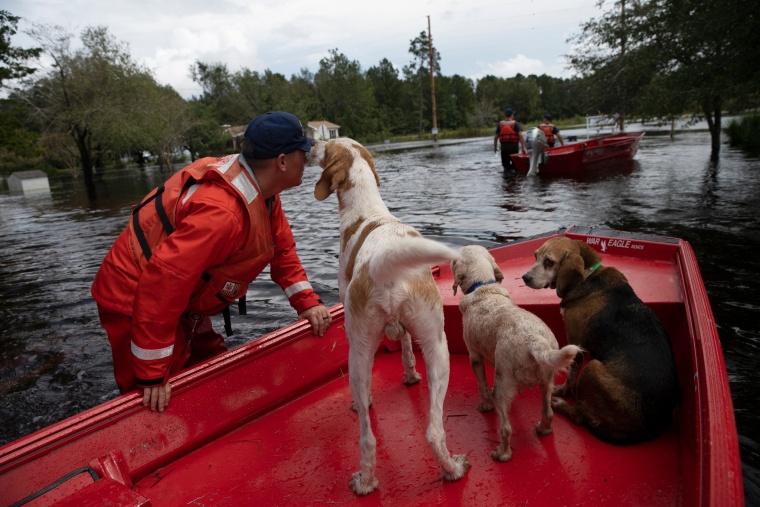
[586,237,644,251]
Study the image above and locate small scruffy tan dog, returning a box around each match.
[451,245,580,461]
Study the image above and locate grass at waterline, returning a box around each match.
[724,114,760,155]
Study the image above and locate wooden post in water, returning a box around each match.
[428,15,438,142]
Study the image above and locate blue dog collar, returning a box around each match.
[465,280,499,295]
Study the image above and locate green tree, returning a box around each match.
[0,97,42,174]
[183,100,228,160]
[191,61,246,125]
[434,74,476,130]
[569,0,760,155]
[366,58,406,137]
[407,31,441,137]
[21,24,188,189]
[288,68,321,122]
[233,69,294,121]
[0,11,41,87]
[648,0,759,154]
[532,74,580,120]
[503,74,541,123]
[475,75,507,125]
[314,49,376,139]
[475,75,541,124]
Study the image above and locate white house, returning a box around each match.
[306,121,340,141]
[222,124,247,151]
[8,170,51,194]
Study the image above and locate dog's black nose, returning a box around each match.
[522,274,532,285]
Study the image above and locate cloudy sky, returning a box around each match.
[5,0,603,99]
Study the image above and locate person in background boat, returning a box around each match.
[494,107,528,171]
[91,111,332,412]
[539,114,564,148]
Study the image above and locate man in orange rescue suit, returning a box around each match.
[493,107,528,171]
[91,111,331,412]
[539,113,564,148]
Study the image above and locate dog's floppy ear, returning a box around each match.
[352,142,380,187]
[488,255,504,284]
[577,240,601,268]
[314,143,352,201]
[555,248,585,298]
[451,258,467,295]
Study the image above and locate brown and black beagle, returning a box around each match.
[522,236,680,444]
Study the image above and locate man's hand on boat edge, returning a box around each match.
[299,305,332,337]
[144,382,172,412]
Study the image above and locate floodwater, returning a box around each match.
[1,132,759,503]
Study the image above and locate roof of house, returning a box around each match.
[224,125,247,138]
[308,121,340,129]
[9,170,49,180]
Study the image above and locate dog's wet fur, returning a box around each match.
[451,245,579,461]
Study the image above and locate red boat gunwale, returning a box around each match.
[0,226,742,506]
[511,132,645,174]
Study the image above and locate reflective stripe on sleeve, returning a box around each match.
[131,342,174,361]
[283,281,313,298]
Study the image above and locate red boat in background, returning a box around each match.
[0,227,742,506]
[511,132,645,175]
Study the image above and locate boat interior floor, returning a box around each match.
[132,350,680,506]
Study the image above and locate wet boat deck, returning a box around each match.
[3,228,740,507]
[131,350,681,506]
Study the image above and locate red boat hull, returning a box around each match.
[0,227,742,506]
[511,132,645,174]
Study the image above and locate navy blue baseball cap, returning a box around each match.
[544,113,552,120]
[243,111,314,159]
[504,107,514,115]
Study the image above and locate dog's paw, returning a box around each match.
[349,471,379,495]
[402,370,422,385]
[441,454,471,481]
[477,400,495,412]
[536,421,553,436]
[491,447,513,462]
[552,383,573,397]
[551,397,572,416]
[350,397,373,412]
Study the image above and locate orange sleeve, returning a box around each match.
[268,195,322,314]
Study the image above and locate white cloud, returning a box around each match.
[472,54,548,80]
[6,0,603,97]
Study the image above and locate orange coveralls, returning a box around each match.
[92,154,321,393]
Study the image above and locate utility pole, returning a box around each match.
[428,15,438,142]
[619,0,626,132]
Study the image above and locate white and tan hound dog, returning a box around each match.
[310,138,470,495]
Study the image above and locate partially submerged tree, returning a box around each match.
[569,0,760,156]
[19,24,189,189]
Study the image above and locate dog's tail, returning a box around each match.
[533,344,581,373]
[368,236,460,285]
